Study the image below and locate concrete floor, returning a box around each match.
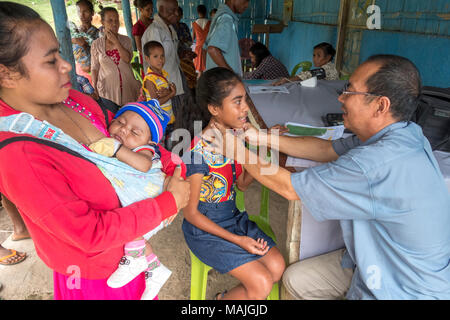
[0,181,289,300]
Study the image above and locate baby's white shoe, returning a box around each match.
[107,255,148,288]
[141,262,172,300]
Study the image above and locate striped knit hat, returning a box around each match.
[114,99,170,144]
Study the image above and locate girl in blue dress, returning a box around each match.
[180,67,285,300]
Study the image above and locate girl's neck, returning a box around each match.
[206,117,231,133]
[140,16,151,26]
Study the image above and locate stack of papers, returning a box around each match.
[284,122,345,169]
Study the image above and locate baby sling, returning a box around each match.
[0,112,167,239]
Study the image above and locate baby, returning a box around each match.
[89,100,173,300]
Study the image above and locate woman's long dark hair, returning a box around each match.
[174,67,242,148]
[0,2,43,80]
[249,42,270,68]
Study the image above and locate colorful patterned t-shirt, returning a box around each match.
[186,137,243,203]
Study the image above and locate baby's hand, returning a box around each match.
[89,137,121,157]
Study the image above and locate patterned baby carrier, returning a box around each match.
[0,111,167,238]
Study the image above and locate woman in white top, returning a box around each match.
[273,42,339,85]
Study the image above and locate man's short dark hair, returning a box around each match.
[364,54,422,121]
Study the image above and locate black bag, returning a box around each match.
[411,86,450,152]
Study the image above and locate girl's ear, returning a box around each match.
[207,104,220,117]
[0,64,20,89]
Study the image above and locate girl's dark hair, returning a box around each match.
[76,0,94,13]
[0,2,44,79]
[249,42,271,68]
[100,7,118,20]
[143,40,163,57]
[134,0,153,9]
[197,4,207,16]
[176,67,242,139]
[314,42,336,61]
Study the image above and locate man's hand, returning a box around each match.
[202,122,245,161]
[268,124,289,135]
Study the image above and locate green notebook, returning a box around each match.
[286,124,327,136]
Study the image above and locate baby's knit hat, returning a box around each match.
[114,99,170,144]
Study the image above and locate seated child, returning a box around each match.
[89,100,174,300]
[273,42,339,85]
[180,67,286,300]
[142,41,176,146]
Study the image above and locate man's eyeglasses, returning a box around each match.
[338,82,382,97]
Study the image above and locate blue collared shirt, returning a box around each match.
[204,3,242,76]
[291,121,450,299]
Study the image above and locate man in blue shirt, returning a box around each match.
[207,55,450,299]
[204,0,249,77]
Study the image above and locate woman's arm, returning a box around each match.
[184,173,269,255]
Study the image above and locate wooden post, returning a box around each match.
[50,0,80,91]
[122,0,136,51]
[335,0,350,75]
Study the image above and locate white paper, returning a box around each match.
[300,76,317,87]
[286,157,323,169]
[248,86,289,94]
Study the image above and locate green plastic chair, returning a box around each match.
[189,185,279,300]
[290,61,312,77]
[189,250,212,300]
